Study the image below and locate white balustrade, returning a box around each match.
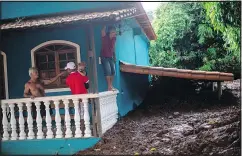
[0,91,118,141]
[26,102,34,139]
[1,103,9,140]
[73,99,82,137]
[35,102,44,139]
[63,99,72,138]
[99,91,119,134]
[44,101,53,139]
[83,98,91,137]
[18,102,26,140]
[9,103,18,140]
[54,100,62,138]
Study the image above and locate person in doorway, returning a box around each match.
[101,25,117,91]
[23,67,65,118]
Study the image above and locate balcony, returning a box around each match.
[0,91,119,141]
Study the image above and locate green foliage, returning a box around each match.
[149,2,241,78]
[203,2,241,57]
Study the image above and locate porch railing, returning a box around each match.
[0,91,118,141]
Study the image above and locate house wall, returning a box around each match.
[1,2,129,19]
[116,27,150,116]
[1,19,150,116]
[1,25,88,98]
[95,22,150,116]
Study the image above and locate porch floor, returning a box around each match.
[1,137,100,155]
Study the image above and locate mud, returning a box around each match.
[77,79,241,156]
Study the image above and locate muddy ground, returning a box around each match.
[78,79,241,156]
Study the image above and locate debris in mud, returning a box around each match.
[77,79,241,156]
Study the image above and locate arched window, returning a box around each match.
[31,40,81,89]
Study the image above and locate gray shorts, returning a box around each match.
[101,57,115,76]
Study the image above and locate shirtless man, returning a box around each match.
[23,67,65,118]
[24,67,65,99]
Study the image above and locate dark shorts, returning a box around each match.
[101,57,115,76]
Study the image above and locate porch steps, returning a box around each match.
[1,137,100,155]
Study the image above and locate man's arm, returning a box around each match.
[101,26,106,37]
[43,72,65,85]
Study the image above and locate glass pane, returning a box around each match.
[47,54,55,62]
[67,53,75,60]
[46,45,55,51]
[59,61,67,69]
[49,71,56,78]
[61,78,66,84]
[40,72,48,79]
[55,45,64,50]
[48,62,55,69]
[59,54,66,61]
[39,63,47,70]
[69,59,76,63]
[37,55,47,63]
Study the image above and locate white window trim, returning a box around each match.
[1,51,9,99]
[31,40,81,93]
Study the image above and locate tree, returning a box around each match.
[149,2,240,78]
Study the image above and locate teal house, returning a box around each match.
[0,2,156,155]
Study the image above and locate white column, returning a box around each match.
[35,102,44,139]
[26,102,35,139]
[1,103,9,140]
[63,99,72,138]
[54,100,63,138]
[18,102,26,140]
[44,101,53,139]
[9,103,18,140]
[83,98,91,137]
[73,99,82,137]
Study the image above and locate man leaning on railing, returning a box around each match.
[23,67,65,118]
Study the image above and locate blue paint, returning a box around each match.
[1,2,127,19]
[1,137,100,155]
[2,24,88,99]
[1,3,152,155]
[94,21,150,116]
[46,91,71,96]
[134,35,149,66]
[2,13,150,120]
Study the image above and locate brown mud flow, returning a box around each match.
[78,79,241,156]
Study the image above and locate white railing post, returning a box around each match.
[18,102,26,140]
[63,99,72,138]
[1,103,9,140]
[73,99,82,137]
[26,102,35,139]
[44,101,53,139]
[36,102,44,139]
[83,98,91,137]
[54,100,62,138]
[9,103,18,140]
